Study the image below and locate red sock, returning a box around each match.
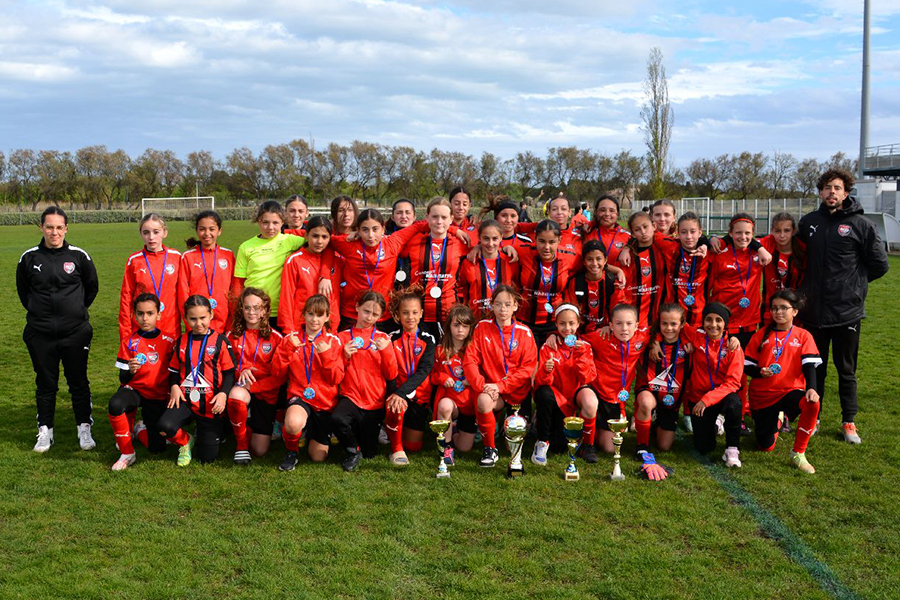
[136,427,149,448]
[108,413,135,455]
[276,408,286,425]
[227,399,250,452]
[169,428,190,447]
[403,439,423,452]
[283,431,301,452]
[583,417,597,445]
[126,410,136,435]
[385,409,405,453]
[476,411,496,448]
[793,398,820,454]
[635,418,652,446]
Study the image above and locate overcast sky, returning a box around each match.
[2,0,899,166]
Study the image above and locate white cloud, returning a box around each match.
[0,61,78,82]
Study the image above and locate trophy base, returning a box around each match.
[507,466,524,479]
[436,471,451,479]
[609,473,625,481]
[564,471,580,481]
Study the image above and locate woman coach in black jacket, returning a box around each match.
[16,207,99,453]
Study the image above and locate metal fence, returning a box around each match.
[627,197,821,234]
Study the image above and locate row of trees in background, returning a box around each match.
[0,142,857,212]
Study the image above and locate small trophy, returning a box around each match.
[563,416,585,481]
[504,404,528,478]
[607,417,629,481]
[428,420,451,479]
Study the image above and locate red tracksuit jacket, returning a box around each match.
[115,329,177,401]
[120,246,182,343]
[177,245,234,334]
[462,319,538,404]
[337,327,400,410]
[534,339,597,416]
[271,330,345,411]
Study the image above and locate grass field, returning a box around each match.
[0,221,898,600]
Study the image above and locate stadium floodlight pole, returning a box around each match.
[858,0,871,181]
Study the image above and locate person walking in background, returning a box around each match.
[797,168,889,444]
[16,207,99,453]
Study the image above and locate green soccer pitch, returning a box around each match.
[0,221,897,600]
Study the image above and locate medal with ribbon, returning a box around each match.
[495,320,516,375]
[679,248,697,307]
[142,248,169,313]
[704,335,725,391]
[302,329,322,399]
[769,326,793,375]
[731,246,752,308]
[661,340,679,406]
[617,341,631,403]
[185,331,210,402]
[540,260,557,316]
[200,245,218,310]
[362,241,382,290]
[428,236,447,299]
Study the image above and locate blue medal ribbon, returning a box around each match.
[539,259,557,315]
[661,339,679,404]
[617,340,630,403]
[495,320,516,375]
[200,245,218,309]
[236,331,261,375]
[142,248,169,310]
[428,236,448,291]
[302,329,322,396]
[186,331,211,389]
[481,257,499,296]
[769,326,793,375]
[704,335,725,391]
[362,241,382,290]
[730,246,752,308]
[679,248,697,306]
[403,328,420,380]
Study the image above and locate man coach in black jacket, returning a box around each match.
[797,168,889,444]
[16,207,99,453]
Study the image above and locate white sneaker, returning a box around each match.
[531,440,549,465]
[722,446,742,468]
[34,426,54,453]
[133,420,146,438]
[682,415,693,433]
[112,453,136,471]
[715,414,725,436]
[77,423,96,450]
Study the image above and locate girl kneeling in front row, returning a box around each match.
[274,294,345,472]
[463,285,538,469]
[744,290,822,473]
[160,295,236,466]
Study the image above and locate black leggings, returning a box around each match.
[157,403,224,464]
[534,385,565,443]
[751,390,805,451]
[108,387,167,453]
[690,392,742,454]
[331,397,385,458]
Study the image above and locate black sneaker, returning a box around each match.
[234,450,252,466]
[278,451,299,472]
[342,449,361,472]
[577,444,599,464]
[479,446,499,468]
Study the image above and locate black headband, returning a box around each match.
[494,201,519,217]
[702,302,731,329]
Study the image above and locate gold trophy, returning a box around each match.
[607,417,629,481]
[429,420,452,479]
[504,404,527,478]
[563,416,585,481]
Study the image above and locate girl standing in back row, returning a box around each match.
[178,210,234,334]
[119,214,181,343]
